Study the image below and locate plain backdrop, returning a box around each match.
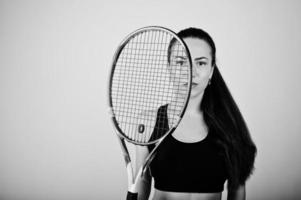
[1,0,301,199]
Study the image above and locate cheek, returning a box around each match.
[195,69,211,83]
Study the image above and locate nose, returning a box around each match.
[192,64,198,78]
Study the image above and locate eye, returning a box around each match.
[175,60,185,66]
[172,56,187,67]
[195,61,207,68]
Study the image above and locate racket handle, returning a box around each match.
[126,191,138,200]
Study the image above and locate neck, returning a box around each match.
[185,92,204,115]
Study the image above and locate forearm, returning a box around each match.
[136,172,152,200]
[134,146,152,200]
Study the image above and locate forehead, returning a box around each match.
[180,38,212,60]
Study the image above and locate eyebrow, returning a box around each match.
[174,56,186,59]
[174,56,208,60]
[195,57,208,61]
[174,56,209,61]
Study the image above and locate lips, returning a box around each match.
[182,82,198,87]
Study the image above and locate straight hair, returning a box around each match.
[176,28,257,190]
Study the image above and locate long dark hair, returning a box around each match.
[177,28,257,190]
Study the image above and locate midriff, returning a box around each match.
[152,189,222,200]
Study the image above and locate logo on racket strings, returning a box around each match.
[138,124,145,133]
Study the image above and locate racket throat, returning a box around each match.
[128,152,156,192]
[127,166,144,193]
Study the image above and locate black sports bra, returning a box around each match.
[148,105,228,193]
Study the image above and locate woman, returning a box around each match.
[135,27,257,200]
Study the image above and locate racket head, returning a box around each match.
[109,26,192,145]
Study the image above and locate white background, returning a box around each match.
[1,0,301,199]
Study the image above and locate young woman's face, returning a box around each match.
[170,38,214,99]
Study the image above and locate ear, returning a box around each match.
[209,65,215,80]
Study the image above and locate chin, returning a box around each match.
[190,91,203,99]
[190,87,205,99]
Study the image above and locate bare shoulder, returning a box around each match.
[227,184,246,200]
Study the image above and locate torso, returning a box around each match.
[149,105,227,200]
[171,110,208,143]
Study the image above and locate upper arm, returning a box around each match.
[227,184,246,200]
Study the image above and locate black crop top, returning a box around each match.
[148,105,228,193]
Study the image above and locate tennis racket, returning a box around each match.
[108,26,192,200]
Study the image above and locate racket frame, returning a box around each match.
[108,26,192,193]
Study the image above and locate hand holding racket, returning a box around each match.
[108,26,192,200]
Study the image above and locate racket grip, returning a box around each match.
[126,191,138,200]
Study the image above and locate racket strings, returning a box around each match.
[111,30,189,144]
